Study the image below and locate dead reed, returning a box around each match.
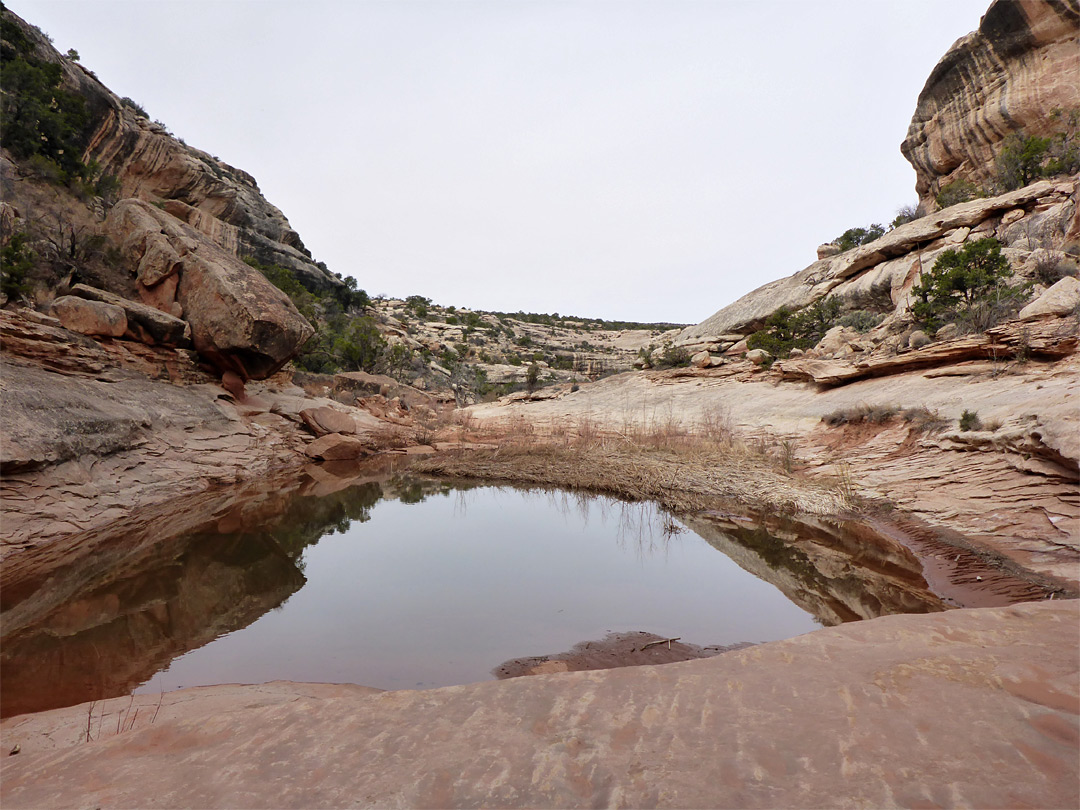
[413,410,852,516]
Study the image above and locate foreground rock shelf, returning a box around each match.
[2,600,1076,809]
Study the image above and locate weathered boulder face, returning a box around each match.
[106,199,314,379]
[69,284,189,347]
[49,296,126,338]
[1019,274,1080,319]
[901,0,1080,208]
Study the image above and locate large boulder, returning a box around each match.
[70,284,190,347]
[50,296,126,338]
[1019,275,1080,320]
[105,200,314,379]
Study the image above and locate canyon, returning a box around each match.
[1,1,1078,807]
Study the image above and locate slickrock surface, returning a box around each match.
[0,310,415,554]
[466,351,1080,588]
[2,601,1076,809]
[679,179,1076,341]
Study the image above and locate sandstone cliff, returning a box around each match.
[0,11,341,293]
[683,1,1079,348]
[901,0,1080,209]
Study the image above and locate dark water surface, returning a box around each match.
[2,463,957,717]
[143,485,818,693]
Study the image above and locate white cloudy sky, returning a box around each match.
[12,0,989,324]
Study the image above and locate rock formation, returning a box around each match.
[679,179,1077,341]
[3,11,341,294]
[105,199,314,378]
[901,0,1080,208]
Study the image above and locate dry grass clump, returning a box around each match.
[822,403,898,427]
[413,408,851,517]
[900,406,950,435]
[821,403,949,436]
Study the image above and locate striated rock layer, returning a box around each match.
[1,10,341,293]
[901,0,1080,208]
[2,601,1076,809]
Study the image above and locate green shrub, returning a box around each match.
[525,362,541,392]
[890,205,919,229]
[910,238,1027,333]
[837,310,884,333]
[1044,108,1080,176]
[119,96,148,117]
[405,295,430,317]
[746,297,844,359]
[333,316,386,372]
[1,232,35,298]
[0,16,92,182]
[834,224,885,253]
[959,410,982,431]
[653,344,691,369]
[994,113,1079,191]
[935,180,984,209]
[995,133,1052,190]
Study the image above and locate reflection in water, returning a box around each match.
[0,464,395,718]
[2,465,956,719]
[684,511,948,625]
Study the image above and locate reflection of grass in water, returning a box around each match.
[247,481,387,567]
[444,481,685,562]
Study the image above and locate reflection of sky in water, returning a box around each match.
[149,487,817,692]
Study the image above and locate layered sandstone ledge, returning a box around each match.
[901,0,1080,206]
[2,600,1076,809]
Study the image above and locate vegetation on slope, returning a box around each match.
[909,238,1028,335]
[935,110,1079,207]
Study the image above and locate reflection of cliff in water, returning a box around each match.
[0,464,392,718]
[682,511,949,627]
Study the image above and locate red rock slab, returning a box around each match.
[2,601,1077,809]
[494,631,754,678]
[303,433,372,460]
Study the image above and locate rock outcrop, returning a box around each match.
[0,10,341,294]
[105,199,314,378]
[901,0,1080,208]
[679,179,1076,342]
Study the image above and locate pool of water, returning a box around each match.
[2,464,956,718]
[142,483,818,692]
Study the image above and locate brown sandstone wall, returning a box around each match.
[901,0,1080,208]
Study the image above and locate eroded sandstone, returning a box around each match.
[1,601,1075,809]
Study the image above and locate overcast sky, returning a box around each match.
[12,0,990,324]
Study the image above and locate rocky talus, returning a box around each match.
[901,0,1080,207]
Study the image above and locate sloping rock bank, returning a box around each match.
[2,601,1076,809]
[0,309,425,554]
[465,350,1079,589]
